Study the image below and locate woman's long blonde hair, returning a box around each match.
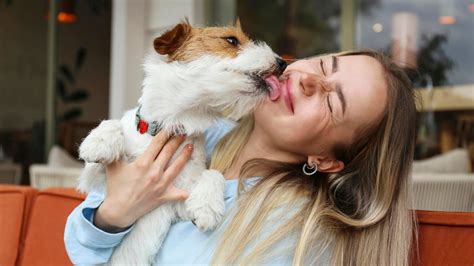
[210,50,418,265]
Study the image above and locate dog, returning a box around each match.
[77,19,286,265]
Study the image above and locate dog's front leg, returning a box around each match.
[77,162,106,193]
[79,120,125,164]
[185,169,226,232]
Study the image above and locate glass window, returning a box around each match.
[356,0,474,87]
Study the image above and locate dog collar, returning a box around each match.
[135,106,163,136]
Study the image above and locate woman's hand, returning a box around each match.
[93,132,193,233]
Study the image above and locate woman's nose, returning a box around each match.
[300,73,323,97]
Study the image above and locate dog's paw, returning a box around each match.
[185,169,226,232]
[190,204,224,232]
[79,120,124,163]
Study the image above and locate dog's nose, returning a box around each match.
[276,58,287,75]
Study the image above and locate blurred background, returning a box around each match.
[0,0,473,212]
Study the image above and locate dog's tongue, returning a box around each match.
[265,75,281,101]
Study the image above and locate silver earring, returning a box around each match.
[302,162,318,176]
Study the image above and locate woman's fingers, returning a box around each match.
[137,131,170,165]
[164,186,190,202]
[161,143,193,186]
[153,135,187,170]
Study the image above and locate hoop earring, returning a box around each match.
[302,162,318,176]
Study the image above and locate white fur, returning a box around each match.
[77,40,279,265]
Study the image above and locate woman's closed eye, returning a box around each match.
[319,59,332,115]
[328,91,345,124]
[320,80,334,119]
[327,93,333,114]
[320,59,327,76]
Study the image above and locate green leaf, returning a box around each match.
[56,80,67,100]
[75,47,87,70]
[63,108,82,121]
[67,90,89,102]
[59,64,75,84]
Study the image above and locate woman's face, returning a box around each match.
[254,54,388,164]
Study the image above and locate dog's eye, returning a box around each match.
[224,36,240,46]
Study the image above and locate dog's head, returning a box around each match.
[151,19,286,120]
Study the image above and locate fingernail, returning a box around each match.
[186,143,193,150]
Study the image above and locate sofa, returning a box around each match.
[0,184,473,265]
[0,184,85,265]
[414,210,474,265]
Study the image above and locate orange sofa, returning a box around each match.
[1,184,473,265]
[414,210,474,265]
[0,185,85,266]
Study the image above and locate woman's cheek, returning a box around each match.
[301,104,325,124]
[305,110,332,141]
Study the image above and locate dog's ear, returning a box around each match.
[154,21,192,55]
[235,17,242,29]
[228,17,242,29]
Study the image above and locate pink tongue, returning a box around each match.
[265,75,281,101]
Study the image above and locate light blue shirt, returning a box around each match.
[64,119,326,265]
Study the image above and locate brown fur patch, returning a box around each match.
[154,22,192,55]
[153,20,252,62]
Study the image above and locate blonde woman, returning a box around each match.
[65,50,417,265]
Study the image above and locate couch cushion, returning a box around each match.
[412,148,471,174]
[17,188,85,266]
[415,210,474,265]
[0,185,37,265]
[48,145,84,168]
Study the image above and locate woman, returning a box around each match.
[64,50,417,265]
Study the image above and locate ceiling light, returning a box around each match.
[372,23,383,33]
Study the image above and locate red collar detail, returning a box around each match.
[137,119,149,134]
